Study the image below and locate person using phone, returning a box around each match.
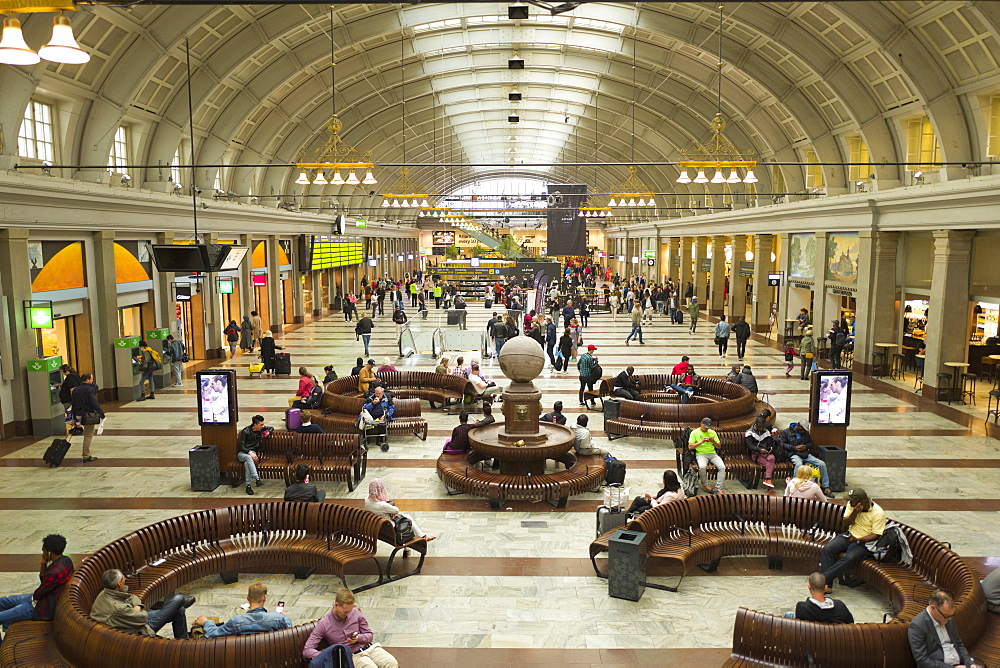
[0,534,74,634]
[303,588,398,667]
[236,415,268,496]
[194,584,291,638]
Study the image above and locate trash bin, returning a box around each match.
[818,445,847,493]
[608,529,647,601]
[603,398,621,421]
[189,444,220,492]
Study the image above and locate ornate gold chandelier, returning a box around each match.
[295,116,377,186]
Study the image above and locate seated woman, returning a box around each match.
[625,470,685,516]
[442,410,474,454]
[365,479,436,552]
[784,464,828,501]
[291,367,316,409]
[725,363,742,383]
[668,367,698,404]
[377,357,397,374]
[435,357,450,374]
[745,416,781,491]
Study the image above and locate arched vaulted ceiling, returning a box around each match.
[2,1,998,216]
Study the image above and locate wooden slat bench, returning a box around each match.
[303,395,428,441]
[325,371,474,409]
[436,452,605,509]
[43,502,424,667]
[0,620,70,667]
[224,431,366,491]
[673,431,795,490]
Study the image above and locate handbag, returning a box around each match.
[602,484,631,511]
[393,515,414,543]
[80,411,102,426]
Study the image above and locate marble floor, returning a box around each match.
[1,300,998,666]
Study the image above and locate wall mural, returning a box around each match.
[30,241,86,292]
[114,241,152,284]
[788,233,816,279]
[826,232,860,284]
[251,241,290,269]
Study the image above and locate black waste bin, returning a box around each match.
[603,398,622,421]
[608,529,647,601]
[189,444,220,492]
[818,445,847,493]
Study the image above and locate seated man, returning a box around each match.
[612,366,640,400]
[688,417,725,494]
[284,464,326,503]
[0,534,73,635]
[443,411,474,454]
[779,422,832,497]
[194,584,291,637]
[983,567,1000,614]
[573,415,608,457]
[668,367,698,404]
[360,386,394,446]
[789,572,854,623]
[735,365,759,396]
[540,401,567,425]
[90,568,194,638]
[820,488,886,589]
[237,415,269,496]
[450,356,469,379]
[908,589,980,667]
[358,359,378,394]
[295,415,324,434]
[468,363,501,402]
[671,355,691,375]
[303,587,398,668]
[473,403,495,427]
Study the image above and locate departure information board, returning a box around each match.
[309,236,365,270]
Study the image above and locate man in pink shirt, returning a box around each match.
[303,588,397,667]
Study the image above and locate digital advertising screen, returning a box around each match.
[812,370,852,426]
[196,370,236,426]
[432,231,456,245]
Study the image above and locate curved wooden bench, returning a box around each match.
[672,431,796,490]
[45,502,425,667]
[436,452,605,509]
[605,393,774,441]
[587,494,987,668]
[224,431,366,491]
[325,371,474,409]
[304,395,428,441]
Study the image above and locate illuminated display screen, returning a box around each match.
[309,236,365,270]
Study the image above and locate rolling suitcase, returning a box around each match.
[485,298,493,309]
[273,353,292,375]
[597,505,629,538]
[674,311,684,324]
[286,408,302,431]
[43,437,72,467]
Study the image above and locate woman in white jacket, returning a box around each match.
[365,479,437,548]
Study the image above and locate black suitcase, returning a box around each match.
[273,353,292,375]
[674,311,684,324]
[597,505,628,538]
[485,298,492,309]
[605,458,627,485]
[43,438,72,467]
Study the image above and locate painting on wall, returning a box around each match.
[826,233,860,284]
[30,241,86,293]
[788,233,816,279]
[114,241,152,284]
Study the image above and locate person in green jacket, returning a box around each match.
[800,326,816,380]
[433,283,443,309]
[688,297,701,334]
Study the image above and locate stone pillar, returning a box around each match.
[728,235,748,320]
[751,234,774,333]
[693,237,708,308]
[291,261,305,325]
[922,230,974,400]
[266,237,283,335]
[679,237,693,302]
[708,236,726,317]
[238,234,254,322]
[0,228,37,435]
[854,231,899,373]
[663,238,674,283]
[311,271,323,317]
[777,233,793,326]
[154,232,176,333]
[90,231,120,396]
[199,232,225,359]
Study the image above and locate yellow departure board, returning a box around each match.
[310,236,365,270]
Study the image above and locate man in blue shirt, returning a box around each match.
[562,300,576,330]
[360,387,394,448]
[545,315,557,367]
[194,584,291,637]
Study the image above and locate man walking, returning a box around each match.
[356,315,374,357]
[562,299,575,330]
[70,373,103,464]
[625,304,644,345]
[545,315,557,367]
[688,297,700,334]
[733,316,751,361]
[576,344,599,408]
[165,335,185,387]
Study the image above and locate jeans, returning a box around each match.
[495,337,506,355]
[546,343,556,365]
[750,451,776,480]
[579,377,595,405]
[0,593,33,632]
[237,452,260,486]
[228,342,237,355]
[172,361,184,385]
[141,371,155,396]
[801,355,812,379]
[626,324,643,343]
[830,347,843,369]
[717,337,729,356]
[736,338,748,359]
[312,643,398,668]
[612,387,639,401]
[821,533,870,584]
[689,315,698,333]
[362,334,371,356]
[696,452,726,490]
[656,302,664,313]
[669,384,693,404]
[146,593,189,639]
[790,453,829,488]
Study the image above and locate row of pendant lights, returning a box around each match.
[295,169,377,186]
[382,198,431,208]
[609,197,656,207]
[578,210,613,218]
[0,15,90,65]
[676,167,758,184]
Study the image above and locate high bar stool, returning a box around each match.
[872,351,887,378]
[987,390,1000,424]
[889,353,905,381]
[959,373,977,405]
[935,373,953,404]
[913,365,923,393]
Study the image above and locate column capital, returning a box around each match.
[932,229,974,258]
[93,230,116,241]
[0,228,30,242]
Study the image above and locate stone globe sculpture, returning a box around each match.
[498,335,546,385]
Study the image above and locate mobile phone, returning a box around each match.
[275,601,285,613]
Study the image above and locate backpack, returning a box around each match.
[604,456,626,485]
[589,363,603,383]
[868,522,905,564]
[834,331,848,347]
[142,349,162,372]
[305,384,324,410]
[681,468,700,497]
[394,515,415,543]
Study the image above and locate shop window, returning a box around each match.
[118,306,142,338]
[108,126,129,177]
[903,116,941,172]
[17,100,55,162]
[987,95,1000,159]
[848,135,871,183]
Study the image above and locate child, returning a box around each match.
[784,346,798,376]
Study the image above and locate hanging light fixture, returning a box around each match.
[295,171,310,185]
[693,169,709,183]
[313,171,328,185]
[330,170,345,185]
[0,16,40,65]
[381,199,390,208]
[743,168,758,184]
[345,170,360,185]
[362,169,377,185]
[710,169,726,184]
[390,199,400,208]
[38,14,89,64]
[676,169,691,184]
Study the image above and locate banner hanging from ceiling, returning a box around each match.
[545,184,588,257]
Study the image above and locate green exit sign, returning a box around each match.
[218,279,234,294]
[643,250,656,258]
[355,220,367,228]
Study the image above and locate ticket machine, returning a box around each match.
[113,336,143,402]
[27,356,65,436]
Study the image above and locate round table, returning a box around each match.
[872,343,898,377]
[943,362,970,402]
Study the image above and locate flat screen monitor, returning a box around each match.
[196,370,236,426]
[432,231,455,245]
[150,245,211,272]
[811,370,852,426]
[215,245,249,271]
